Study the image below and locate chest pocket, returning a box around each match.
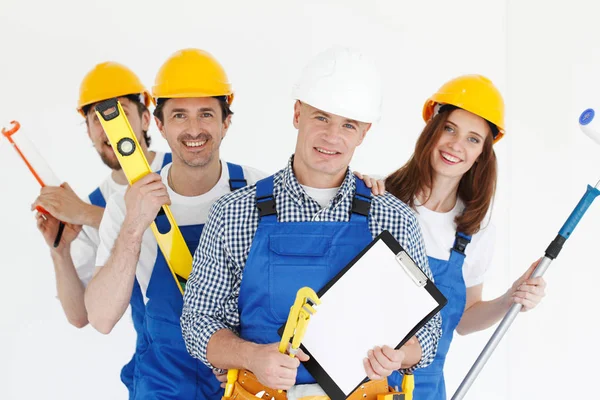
[268,234,333,321]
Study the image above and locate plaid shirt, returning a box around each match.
[181,156,441,372]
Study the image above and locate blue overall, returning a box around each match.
[88,191,148,397]
[124,160,244,399]
[388,232,471,400]
[238,175,374,384]
[88,153,172,397]
[133,221,212,399]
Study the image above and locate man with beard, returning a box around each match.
[85,48,266,399]
[33,61,171,396]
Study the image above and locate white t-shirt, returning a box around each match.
[300,185,340,208]
[414,198,496,287]
[358,174,496,287]
[70,151,169,287]
[95,161,267,301]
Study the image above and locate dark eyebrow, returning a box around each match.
[197,107,217,113]
[446,119,485,140]
[170,107,217,113]
[470,131,485,140]
[312,110,359,126]
[313,110,332,118]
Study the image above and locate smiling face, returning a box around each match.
[155,97,230,168]
[430,108,492,182]
[292,101,370,185]
[86,96,150,170]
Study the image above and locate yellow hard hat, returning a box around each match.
[77,62,151,117]
[152,48,234,104]
[422,74,505,143]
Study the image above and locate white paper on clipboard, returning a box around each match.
[300,235,441,397]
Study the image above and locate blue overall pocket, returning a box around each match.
[268,234,332,321]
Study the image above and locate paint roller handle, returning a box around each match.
[558,184,600,238]
[544,185,600,260]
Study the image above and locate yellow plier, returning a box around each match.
[278,287,321,357]
[223,287,321,398]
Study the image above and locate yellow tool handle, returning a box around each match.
[223,368,239,398]
[95,98,192,294]
[376,373,414,399]
[289,313,310,357]
[401,373,414,400]
[377,394,405,399]
[277,287,321,393]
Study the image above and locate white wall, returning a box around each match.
[1,0,596,399]
[502,1,600,399]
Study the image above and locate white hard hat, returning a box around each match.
[291,46,383,123]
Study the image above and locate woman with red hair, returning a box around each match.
[358,74,546,399]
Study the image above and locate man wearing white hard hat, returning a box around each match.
[181,46,441,399]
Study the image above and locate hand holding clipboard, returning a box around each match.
[291,230,446,400]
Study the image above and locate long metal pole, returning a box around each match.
[452,182,600,400]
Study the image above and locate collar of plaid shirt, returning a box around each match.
[281,155,357,209]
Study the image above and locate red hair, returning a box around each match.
[385,107,497,235]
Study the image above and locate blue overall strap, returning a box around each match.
[453,232,472,256]
[88,187,107,208]
[350,175,372,222]
[160,152,173,168]
[227,162,247,191]
[255,175,277,222]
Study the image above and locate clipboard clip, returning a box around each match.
[395,251,427,288]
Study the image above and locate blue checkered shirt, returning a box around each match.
[181,156,441,372]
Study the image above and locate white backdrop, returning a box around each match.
[0,0,597,399]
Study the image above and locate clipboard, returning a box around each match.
[280,230,446,400]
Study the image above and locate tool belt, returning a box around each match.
[224,369,394,400]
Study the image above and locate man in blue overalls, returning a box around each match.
[85,48,267,399]
[32,61,171,397]
[181,46,442,399]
